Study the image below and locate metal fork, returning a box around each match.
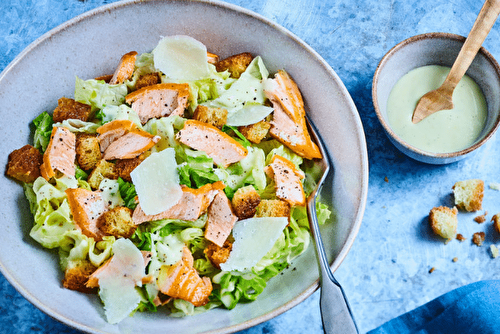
[305,116,359,334]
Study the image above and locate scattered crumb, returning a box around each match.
[384,176,389,183]
[491,245,499,258]
[456,234,467,242]
[452,257,458,262]
[472,232,486,246]
[429,267,436,274]
[492,214,500,234]
[489,182,500,191]
[474,211,488,224]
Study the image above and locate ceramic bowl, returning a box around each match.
[372,32,500,164]
[0,0,368,333]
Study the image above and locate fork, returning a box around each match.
[306,116,359,334]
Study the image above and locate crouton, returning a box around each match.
[87,159,117,190]
[114,155,145,182]
[238,120,271,144]
[492,214,500,234]
[5,145,43,183]
[53,97,93,123]
[62,259,97,293]
[97,206,136,239]
[429,206,458,242]
[472,232,485,246]
[204,239,232,269]
[452,179,484,212]
[192,105,228,129]
[231,185,261,219]
[215,52,253,78]
[109,51,137,85]
[75,134,101,171]
[135,72,161,90]
[255,199,291,219]
[94,74,113,83]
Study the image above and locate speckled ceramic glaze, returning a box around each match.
[0,0,368,333]
[373,32,500,164]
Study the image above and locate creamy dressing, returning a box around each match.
[386,65,487,153]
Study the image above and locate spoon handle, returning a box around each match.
[443,0,500,92]
[307,198,359,334]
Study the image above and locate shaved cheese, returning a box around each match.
[152,35,209,81]
[220,217,288,272]
[130,148,182,215]
[94,239,145,324]
[226,104,274,127]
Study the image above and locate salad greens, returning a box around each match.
[16,35,332,324]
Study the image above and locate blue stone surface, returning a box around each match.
[1,0,500,333]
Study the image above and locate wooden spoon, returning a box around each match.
[412,0,500,124]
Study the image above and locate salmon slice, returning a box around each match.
[205,190,238,247]
[132,181,225,225]
[264,70,322,160]
[125,83,190,124]
[265,154,306,206]
[86,250,152,288]
[176,120,248,168]
[109,51,138,85]
[40,126,76,180]
[102,128,158,160]
[207,51,219,65]
[157,246,212,307]
[96,119,138,153]
[65,188,108,241]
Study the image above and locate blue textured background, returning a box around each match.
[1,0,500,333]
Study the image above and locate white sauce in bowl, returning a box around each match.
[387,65,487,153]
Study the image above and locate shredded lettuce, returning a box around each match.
[74,76,128,112]
[53,119,100,133]
[100,104,142,127]
[32,111,53,152]
[177,150,219,188]
[117,177,138,210]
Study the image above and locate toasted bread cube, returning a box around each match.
[193,105,228,129]
[62,259,97,293]
[5,145,43,183]
[97,206,136,238]
[215,52,253,78]
[75,134,101,171]
[452,179,484,212]
[492,214,500,234]
[238,120,271,144]
[207,51,219,65]
[231,185,261,219]
[135,72,161,90]
[255,199,291,219]
[87,159,117,190]
[204,239,232,269]
[429,206,458,242]
[115,155,145,182]
[53,97,93,123]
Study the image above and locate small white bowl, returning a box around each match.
[372,32,500,164]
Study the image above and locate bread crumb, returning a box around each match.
[429,267,436,273]
[456,233,467,242]
[491,245,499,258]
[472,232,485,246]
[489,182,500,191]
[429,206,458,241]
[474,211,488,224]
[384,176,389,183]
[452,257,458,262]
[492,214,500,234]
[452,179,484,212]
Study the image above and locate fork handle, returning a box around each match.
[307,198,359,334]
[444,0,500,92]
